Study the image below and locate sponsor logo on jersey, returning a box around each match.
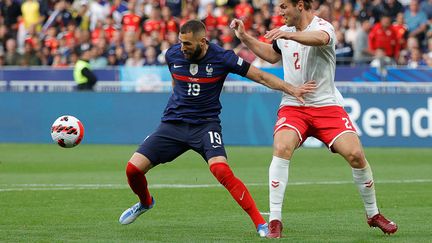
[189,64,198,75]
[206,64,213,76]
[173,64,182,68]
[276,117,286,126]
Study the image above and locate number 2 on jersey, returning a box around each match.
[342,117,353,129]
[293,52,300,70]
[188,83,200,96]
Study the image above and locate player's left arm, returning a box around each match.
[265,30,330,46]
[245,65,316,104]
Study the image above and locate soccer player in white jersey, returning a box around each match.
[231,0,398,238]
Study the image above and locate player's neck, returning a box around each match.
[197,43,209,61]
[297,12,315,31]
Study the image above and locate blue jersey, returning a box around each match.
[163,43,251,124]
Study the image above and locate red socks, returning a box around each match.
[126,162,153,207]
[209,162,266,228]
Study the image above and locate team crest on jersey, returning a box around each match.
[276,117,286,126]
[189,64,198,76]
[206,64,213,76]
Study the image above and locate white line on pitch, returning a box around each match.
[0,179,431,192]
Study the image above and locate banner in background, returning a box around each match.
[1,92,431,147]
[0,67,430,83]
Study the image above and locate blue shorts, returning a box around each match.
[136,121,227,165]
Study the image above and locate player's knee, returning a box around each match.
[126,162,145,178]
[346,149,366,168]
[273,142,294,159]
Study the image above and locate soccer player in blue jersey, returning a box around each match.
[118,20,316,237]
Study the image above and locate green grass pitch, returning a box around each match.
[0,144,431,242]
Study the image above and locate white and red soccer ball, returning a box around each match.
[51,115,84,148]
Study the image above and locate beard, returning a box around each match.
[183,44,203,61]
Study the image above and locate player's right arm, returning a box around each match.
[230,19,281,64]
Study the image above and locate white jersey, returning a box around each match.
[274,16,344,107]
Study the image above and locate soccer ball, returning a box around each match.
[51,115,84,148]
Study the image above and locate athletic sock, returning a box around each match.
[352,163,379,217]
[209,162,266,228]
[269,156,290,221]
[126,162,153,207]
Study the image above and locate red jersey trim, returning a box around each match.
[172,73,222,83]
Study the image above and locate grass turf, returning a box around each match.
[0,144,431,242]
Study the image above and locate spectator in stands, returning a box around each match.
[407,47,427,68]
[397,36,420,65]
[353,19,373,64]
[157,40,170,65]
[370,48,396,79]
[143,46,160,66]
[49,0,73,31]
[335,30,354,65]
[370,0,389,23]
[114,46,127,65]
[235,0,254,30]
[344,17,358,45]
[107,48,120,66]
[202,3,218,31]
[383,0,404,21]
[110,0,128,26]
[143,7,163,38]
[0,0,427,69]
[88,0,110,31]
[355,0,373,22]
[125,48,145,66]
[21,0,44,32]
[0,50,5,66]
[392,13,408,52]
[0,24,12,48]
[74,0,91,30]
[424,38,432,67]
[121,1,141,34]
[74,47,97,91]
[404,0,428,46]
[21,41,42,66]
[51,51,68,67]
[420,0,432,19]
[68,51,79,66]
[1,0,22,35]
[4,38,22,66]
[90,46,108,68]
[368,14,398,58]
[165,0,182,17]
[161,6,179,39]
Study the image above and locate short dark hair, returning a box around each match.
[180,20,206,36]
[289,0,313,10]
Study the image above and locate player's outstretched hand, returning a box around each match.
[230,18,246,39]
[293,80,316,105]
[264,28,291,42]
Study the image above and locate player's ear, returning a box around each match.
[298,0,304,11]
[200,37,207,46]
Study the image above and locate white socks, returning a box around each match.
[269,156,290,221]
[352,163,379,218]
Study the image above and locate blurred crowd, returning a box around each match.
[0,0,431,68]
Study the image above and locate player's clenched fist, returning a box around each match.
[230,19,246,40]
